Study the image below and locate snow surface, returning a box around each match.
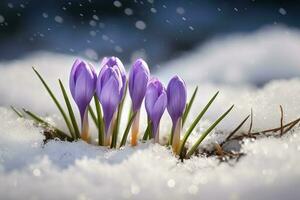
[1,26,300,199]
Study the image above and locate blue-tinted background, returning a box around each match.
[0,0,299,68]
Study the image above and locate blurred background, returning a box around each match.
[0,0,299,69]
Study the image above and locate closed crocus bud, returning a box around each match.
[100,56,127,99]
[167,76,187,154]
[145,78,167,143]
[96,62,124,146]
[129,59,150,146]
[69,59,97,142]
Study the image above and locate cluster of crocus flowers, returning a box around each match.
[17,56,233,159]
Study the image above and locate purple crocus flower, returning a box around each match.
[100,56,126,99]
[69,59,97,142]
[96,58,124,145]
[145,78,167,143]
[166,75,187,153]
[129,59,150,146]
[129,58,150,112]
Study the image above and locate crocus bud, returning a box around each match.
[69,59,97,142]
[145,78,167,143]
[129,59,150,146]
[100,56,126,99]
[167,75,187,153]
[96,59,124,146]
[129,59,150,112]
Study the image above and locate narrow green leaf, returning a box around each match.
[185,105,234,158]
[142,119,152,141]
[10,106,24,118]
[119,112,137,147]
[23,108,73,141]
[127,105,133,125]
[179,91,219,157]
[88,106,98,127]
[93,95,104,146]
[32,67,74,137]
[111,103,122,148]
[58,79,80,139]
[182,86,198,126]
[111,84,127,148]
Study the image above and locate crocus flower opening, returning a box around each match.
[145,78,167,143]
[129,59,150,146]
[167,76,187,153]
[97,57,125,146]
[69,59,97,142]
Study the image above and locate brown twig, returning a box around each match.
[282,118,300,134]
[248,108,253,135]
[280,105,284,136]
[231,117,300,140]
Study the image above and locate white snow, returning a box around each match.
[160,26,300,86]
[1,26,300,199]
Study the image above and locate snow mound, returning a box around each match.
[0,107,300,200]
[160,26,300,86]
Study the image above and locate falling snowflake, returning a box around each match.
[89,20,97,27]
[176,7,185,15]
[113,1,122,8]
[150,8,157,13]
[124,8,133,16]
[42,13,48,18]
[92,15,99,20]
[279,8,287,15]
[7,3,14,8]
[90,31,96,37]
[0,15,5,23]
[135,20,146,30]
[54,15,63,23]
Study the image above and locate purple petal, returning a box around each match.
[145,83,159,117]
[99,56,126,99]
[70,59,84,98]
[151,90,167,136]
[129,59,150,111]
[167,75,187,124]
[144,79,167,138]
[69,59,97,119]
[99,76,121,133]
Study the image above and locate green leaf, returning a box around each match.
[10,106,24,118]
[88,106,98,127]
[32,67,74,138]
[58,79,80,139]
[111,84,127,148]
[119,111,137,147]
[179,91,219,157]
[93,95,104,146]
[185,105,234,158]
[23,108,73,141]
[182,86,198,126]
[142,119,152,141]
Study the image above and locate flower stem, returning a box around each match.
[172,118,182,154]
[81,108,90,143]
[131,109,140,146]
[154,124,160,143]
[119,111,137,147]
